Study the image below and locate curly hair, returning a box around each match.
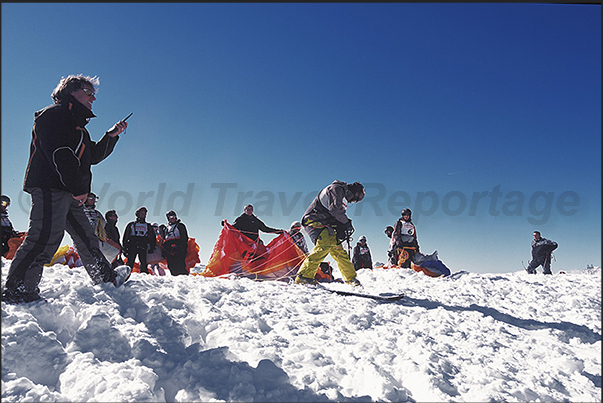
[51,74,99,103]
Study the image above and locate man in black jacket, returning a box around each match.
[162,210,189,275]
[352,235,373,270]
[104,209,124,268]
[2,75,130,303]
[231,204,283,244]
[526,231,558,275]
[123,207,157,274]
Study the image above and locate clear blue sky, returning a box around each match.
[2,3,601,273]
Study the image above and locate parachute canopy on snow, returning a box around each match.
[198,222,305,281]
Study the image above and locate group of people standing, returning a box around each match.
[83,195,190,276]
[0,74,561,304]
[382,208,558,276]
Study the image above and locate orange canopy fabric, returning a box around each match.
[197,223,305,281]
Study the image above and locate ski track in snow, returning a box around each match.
[2,259,601,402]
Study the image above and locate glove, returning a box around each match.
[336,220,354,243]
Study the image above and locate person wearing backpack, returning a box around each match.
[123,207,156,274]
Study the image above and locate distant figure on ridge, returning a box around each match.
[526,231,558,275]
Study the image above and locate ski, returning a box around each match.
[318,285,404,301]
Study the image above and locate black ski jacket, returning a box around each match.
[162,221,189,257]
[104,221,122,247]
[531,237,558,263]
[23,96,119,196]
[352,243,373,269]
[123,220,157,253]
[233,213,280,242]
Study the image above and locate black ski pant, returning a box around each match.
[166,252,188,276]
[125,247,149,274]
[527,255,552,274]
[4,188,115,294]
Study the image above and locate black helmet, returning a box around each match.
[1,195,10,207]
[166,210,177,218]
[135,206,148,215]
[401,208,412,218]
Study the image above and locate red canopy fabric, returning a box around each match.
[198,223,305,281]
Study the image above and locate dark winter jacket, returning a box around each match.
[23,96,119,196]
[301,181,355,244]
[104,220,122,247]
[233,213,280,242]
[2,213,18,256]
[162,220,188,257]
[122,220,157,253]
[352,242,373,269]
[531,237,558,263]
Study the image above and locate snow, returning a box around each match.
[2,259,601,402]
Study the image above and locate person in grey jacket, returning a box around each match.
[295,180,365,286]
[1,75,130,303]
[526,231,558,274]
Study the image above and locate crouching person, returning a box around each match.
[295,181,365,286]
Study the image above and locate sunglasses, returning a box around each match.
[81,88,96,97]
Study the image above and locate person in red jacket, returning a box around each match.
[2,75,130,303]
